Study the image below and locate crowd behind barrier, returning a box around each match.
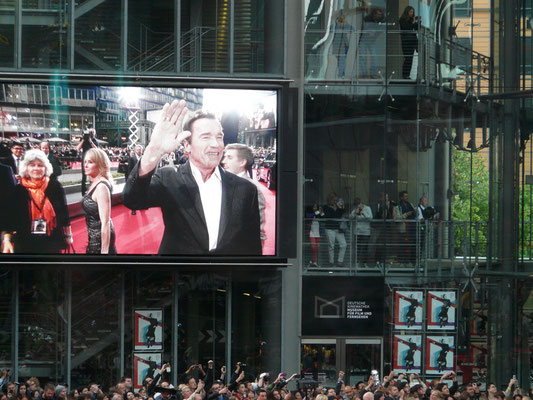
[303,218,489,269]
[304,193,453,269]
[0,367,528,400]
[0,141,276,173]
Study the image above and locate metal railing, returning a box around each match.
[304,27,492,94]
[129,26,265,73]
[303,218,489,274]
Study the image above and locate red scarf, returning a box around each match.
[21,177,57,235]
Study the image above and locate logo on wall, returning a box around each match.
[302,276,384,336]
[393,334,422,373]
[315,296,346,318]
[426,336,455,374]
[133,352,161,390]
[427,291,456,330]
[394,290,424,330]
[134,309,163,351]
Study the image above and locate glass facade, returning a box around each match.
[2,0,283,74]
[300,0,529,392]
[1,268,282,388]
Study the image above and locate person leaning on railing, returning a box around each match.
[399,6,419,79]
[395,191,417,265]
[305,202,325,267]
[350,197,373,265]
[322,192,347,267]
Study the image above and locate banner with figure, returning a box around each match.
[427,291,456,330]
[394,290,424,330]
[134,309,163,351]
[426,336,455,374]
[133,353,161,390]
[393,334,422,373]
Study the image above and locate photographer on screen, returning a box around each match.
[76,128,99,195]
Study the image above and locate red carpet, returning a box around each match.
[70,182,276,255]
[70,205,164,254]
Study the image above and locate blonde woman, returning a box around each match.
[83,148,116,254]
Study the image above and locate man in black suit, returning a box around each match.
[75,128,98,195]
[123,100,261,255]
[1,141,24,178]
[127,145,143,215]
[40,142,62,180]
[0,162,16,252]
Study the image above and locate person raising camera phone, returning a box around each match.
[76,128,99,195]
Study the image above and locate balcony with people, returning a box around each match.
[304,2,492,99]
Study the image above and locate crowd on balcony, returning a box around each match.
[0,366,529,400]
[305,191,440,268]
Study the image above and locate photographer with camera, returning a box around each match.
[350,198,373,266]
[461,383,480,400]
[505,377,520,398]
[434,371,458,400]
[75,128,98,196]
[416,195,439,260]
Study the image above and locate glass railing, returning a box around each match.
[304,28,492,94]
[303,218,490,274]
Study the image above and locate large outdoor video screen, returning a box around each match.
[0,84,277,257]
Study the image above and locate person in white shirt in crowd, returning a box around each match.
[350,197,373,266]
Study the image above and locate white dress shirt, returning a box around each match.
[417,204,425,220]
[12,154,20,174]
[190,161,222,251]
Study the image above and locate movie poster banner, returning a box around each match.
[133,353,161,390]
[393,334,422,373]
[425,336,455,375]
[134,309,163,351]
[427,291,456,330]
[394,290,424,330]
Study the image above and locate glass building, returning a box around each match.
[0,0,531,395]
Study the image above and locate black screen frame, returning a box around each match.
[0,73,296,265]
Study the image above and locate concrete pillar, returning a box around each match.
[283,0,303,384]
[489,0,520,388]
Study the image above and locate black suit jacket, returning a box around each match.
[127,155,140,176]
[0,163,16,231]
[123,161,262,255]
[1,154,17,175]
[48,153,62,179]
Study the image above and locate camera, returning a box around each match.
[422,206,436,219]
[371,370,380,386]
[296,378,318,392]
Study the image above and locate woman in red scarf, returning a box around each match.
[3,149,73,254]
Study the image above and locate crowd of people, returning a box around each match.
[0,366,529,400]
[0,139,128,167]
[305,191,439,268]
